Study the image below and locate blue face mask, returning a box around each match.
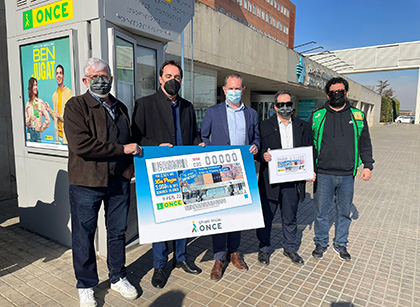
[226,90,242,104]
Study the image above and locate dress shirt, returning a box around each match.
[226,101,246,145]
[89,90,117,120]
[277,116,293,148]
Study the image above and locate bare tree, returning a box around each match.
[376,80,390,95]
[383,88,395,98]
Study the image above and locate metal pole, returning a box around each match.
[415,67,420,124]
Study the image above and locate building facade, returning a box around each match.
[198,0,295,48]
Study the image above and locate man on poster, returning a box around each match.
[132,60,203,289]
[65,58,140,306]
[257,90,312,266]
[200,73,260,281]
[46,64,72,145]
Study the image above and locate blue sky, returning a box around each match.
[293,0,420,111]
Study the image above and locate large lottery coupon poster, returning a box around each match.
[134,146,264,244]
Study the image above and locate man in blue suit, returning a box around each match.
[201,73,260,281]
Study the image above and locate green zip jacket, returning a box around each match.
[310,102,374,176]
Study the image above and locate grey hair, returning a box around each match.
[83,58,111,77]
[224,74,244,87]
[274,89,292,103]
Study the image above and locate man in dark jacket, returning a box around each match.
[132,60,203,289]
[257,90,312,266]
[64,58,141,307]
[310,77,374,261]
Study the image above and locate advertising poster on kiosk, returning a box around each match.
[134,146,264,244]
[20,36,72,150]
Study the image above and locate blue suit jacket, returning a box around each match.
[201,102,260,150]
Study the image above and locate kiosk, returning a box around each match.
[5,0,194,254]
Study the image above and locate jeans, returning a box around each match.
[152,239,187,269]
[313,173,354,247]
[70,175,130,288]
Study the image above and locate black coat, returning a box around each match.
[258,115,312,202]
[131,88,201,146]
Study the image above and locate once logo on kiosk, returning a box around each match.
[23,0,73,30]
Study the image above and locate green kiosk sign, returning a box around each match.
[23,0,73,30]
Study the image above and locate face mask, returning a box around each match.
[226,90,242,104]
[164,79,181,95]
[277,106,294,118]
[328,90,346,108]
[90,76,112,98]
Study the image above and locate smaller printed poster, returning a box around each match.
[134,146,264,244]
[20,36,73,150]
[268,146,314,184]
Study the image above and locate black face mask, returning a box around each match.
[164,79,181,96]
[277,106,293,118]
[329,91,346,108]
[90,76,112,97]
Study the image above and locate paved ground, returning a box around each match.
[1,123,419,306]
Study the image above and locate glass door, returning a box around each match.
[136,46,157,99]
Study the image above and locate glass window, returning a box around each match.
[257,8,261,17]
[193,69,216,130]
[238,0,242,5]
[262,11,265,19]
[116,37,135,116]
[220,8,225,13]
[136,45,157,100]
[227,11,231,17]
[253,4,256,14]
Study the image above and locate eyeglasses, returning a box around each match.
[275,101,293,108]
[86,74,110,81]
[327,89,346,97]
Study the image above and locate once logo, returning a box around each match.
[156,199,183,210]
[23,0,73,30]
[198,223,222,232]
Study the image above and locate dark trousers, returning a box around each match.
[153,239,187,269]
[212,231,241,261]
[70,175,130,288]
[257,182,299,253]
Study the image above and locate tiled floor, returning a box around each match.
[1,123,419,306]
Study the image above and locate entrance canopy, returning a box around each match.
[310,41,420,123]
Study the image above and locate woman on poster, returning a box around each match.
[24,77,51,142]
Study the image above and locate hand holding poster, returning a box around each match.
[268,146,314,184]
[134,146,264,244]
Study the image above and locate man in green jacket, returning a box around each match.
[309,77,374,262]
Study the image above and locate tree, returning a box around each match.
[376,80,390,95]
[378,80,398,122]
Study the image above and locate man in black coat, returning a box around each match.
[132,60,203,289]
[257,90,313,266]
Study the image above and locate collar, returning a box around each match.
[225,101,245,111]
[88,90,117,108]
[277,115,292,126]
